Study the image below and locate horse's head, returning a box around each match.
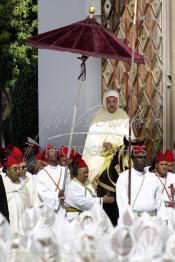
[116,137,146,174]
[123,136,145,148]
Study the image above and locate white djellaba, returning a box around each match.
[168,210,175,233]
[162,234,175,261]
[95,208,135,262]
[110,225,135,261]
[7,205,60,262]
[163,214,175,261]
[0,213,11,262]
[79,201,114,235]
[72,202,113,262]
[57,201,114,262]
[110,207,170,262]
[129,216,169,262]
[54,214,77,261]
[0,239,8,262]
[82,89,134,183]
[0,212,11,245]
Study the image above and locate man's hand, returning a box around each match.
[93,177,100,187]
[58,190,64,199]
[103,142,113,152]
[102,193,114,204]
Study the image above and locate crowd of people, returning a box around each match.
[0,89,175,261]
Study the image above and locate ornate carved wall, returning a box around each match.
[101,0,166,163]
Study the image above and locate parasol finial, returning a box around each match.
[89,5,96,18]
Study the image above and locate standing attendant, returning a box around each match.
[116,145,161,218]
[64,158,114,221]
[154,152,175,223]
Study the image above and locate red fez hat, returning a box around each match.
[45,144,55,151]
[155,152,167,163]
[132,145,146,156]
[6,156,18,169]
[35,152,43,161]
[0,161,2,168]
[6,145,24,163]
[58,146,68,158]
[164,149,174,162]
[70,149,79,160]
[18,157,27,164]
[43,144,56,155]
[58,147,80,160]
[76,158,87,168]
[35,152,48,163]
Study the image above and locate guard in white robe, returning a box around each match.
[36,164,67,211]
[64,158,114,221]
[116,145,161,218]
[3,156,32,234]
[36,145,69,214]
[153,152,175,222]
[18,160,40,208]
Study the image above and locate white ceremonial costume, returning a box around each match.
[64,178,101,221]
[36,164,69,212]
[82,90,134,183]
[25,171,32,178]
[116,168,161,217]
[155,172,175,222]
[20,174,40,208]
[2,175,31,234]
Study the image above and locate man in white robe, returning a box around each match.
[82,89,135,225]
[18,158,40,207]
[3,156,32,234]
[36,145,68,214]
[64,158,114,221]
[82,89,134,183]
[116,145,161,218]
[153,152,175,223]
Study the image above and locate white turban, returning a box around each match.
[103,89,119,111]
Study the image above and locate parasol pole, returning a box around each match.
[62,56,88,190]
[128,0,138,205]
[62,5,95,190]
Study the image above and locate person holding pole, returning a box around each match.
[36,145,68,216]
[64,158,114,222]
[116,145,161,218]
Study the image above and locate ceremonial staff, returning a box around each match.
[128,0,138,204]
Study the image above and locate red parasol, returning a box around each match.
[27,17,144,64]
